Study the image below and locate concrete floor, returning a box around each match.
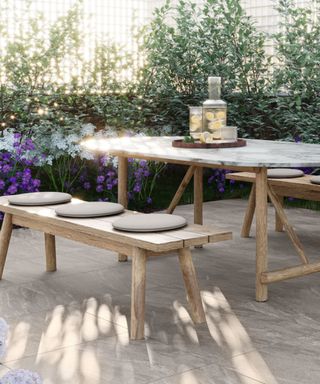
[0,199,319,384]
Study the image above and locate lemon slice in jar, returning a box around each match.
[205,111,215,121]
[216,111,226,119]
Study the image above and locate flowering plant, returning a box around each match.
[0,133,41,199]
[0,369,42,384]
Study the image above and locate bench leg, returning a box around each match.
[241,184,256,238]
[118,156,128,262]
[0,213,13,280]
[131,247,147,340]
[275,195,284,232]
[178,247,205,324]
[45,233,56,272]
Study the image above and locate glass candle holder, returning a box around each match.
[189,106,203,139]
[221,126,238,140]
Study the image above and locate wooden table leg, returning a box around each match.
[0,213,13,279]
[44,233,56,272]
[118,156,128,262]
[178,247,205,324]
[194,167,203,225]
[131,247,147,340]
[275,195,284,232]
[167,166,196,214]
[241,184,256,238]
[255,168,268,302]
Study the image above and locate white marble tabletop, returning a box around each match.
[83,136,320,168]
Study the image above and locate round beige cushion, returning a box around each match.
[310,175,320,185]
[8,192,72,206]
[112,213,187,232]
[267,169,304,179]
[55,202,124,218]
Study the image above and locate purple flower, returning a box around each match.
[32,179,41,188]
[147,197,152,204]
[133,184,141,193]
[96,184,104,193]
[139,160,147,167]
[14,132,22,139]
[106,183,113,190]
[2,164,12,173]
[83,182,91,190]
[97,175,105,183]
[2,153,11,161]
[7,184,18,195]
[0,180,5,190]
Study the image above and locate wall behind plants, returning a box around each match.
[0,0,319,209]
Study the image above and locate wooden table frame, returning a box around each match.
[116,155,271,301]
[83,137,320,302]
[118,154,320,302]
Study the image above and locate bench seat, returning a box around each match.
[0,197,232,340]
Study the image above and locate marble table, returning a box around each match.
[83,136,320,301]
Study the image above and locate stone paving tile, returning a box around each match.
[0,200,319,384]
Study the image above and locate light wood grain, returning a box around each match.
[261,262,320,283]
[241,185,256,238]
[2,201,231,253]
[226,173,320,197]
[178,247,205,324]
[118,156,129,262]
[0,213,13,279]
[131,247,147,340]
[275,195,284,232]
[255,168,268,302]
[167,166,196,214]
[194,167,203,225]
[44,233,56,272]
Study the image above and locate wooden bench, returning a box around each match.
[0,197,232,340]
[226,172,320,283]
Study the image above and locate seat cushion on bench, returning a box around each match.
[8,192,72,206]
[267,169,304,179]
[113,213,187,233]
[310,175,320,185]
[55,202,124,218]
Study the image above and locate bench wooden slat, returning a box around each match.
[226,172,320,201]
[0,197,232,252]
[226,172,320,190]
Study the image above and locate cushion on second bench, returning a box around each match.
[55,202,124,218]
[8,192,72,206]
[310,175,320,185]
[113,213,187,232]
[267,169,304,179]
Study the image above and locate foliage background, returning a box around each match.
[0,0,319,207]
